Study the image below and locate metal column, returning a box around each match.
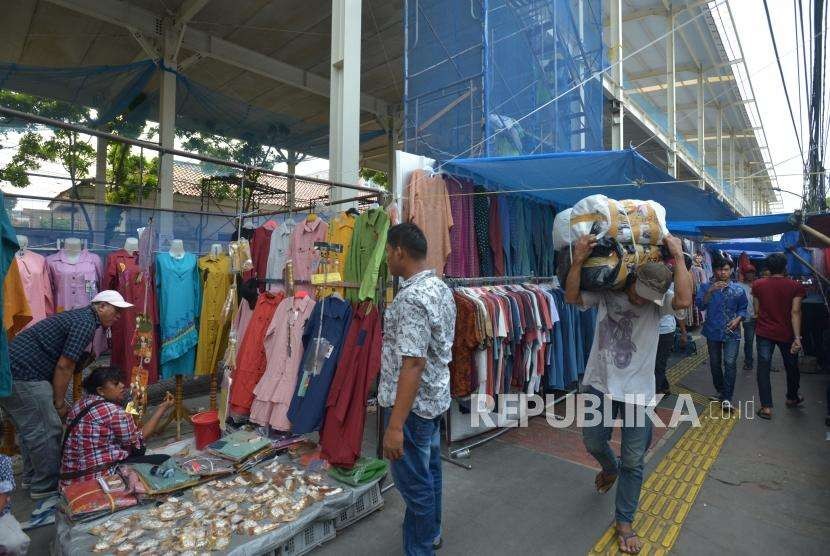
[329,0,363,200]
[697,69,705,186]
[666,11,677,177]
[158,21,178,243]
[609,0,624,150]
[95,138,107,243]
[716,106,723,195]
[729,132,737,210]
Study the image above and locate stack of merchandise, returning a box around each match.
[554,195,674,290]
[83,461,344,553]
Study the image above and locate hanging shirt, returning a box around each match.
[155,252,202,379]
[449,293,483,398]
[15,250,53,329]
[322,212,356,297]
[488,196,505,276]
[0,197,22,395]
[444,178,479,278]
[229,292,283,416]
[287,296,352,434]
[473,188,493,276]
[195,254,233,376]
[3,262,32,338]
[344,208,390,302]
[580,290,676,406]
[405,170,453,276]
[46,249,103,312]
[289,217,329,283]
[250,223,275,289]
[265,218,297,284]
[250,295,316,431]
[105,249,159,384]
[320,302,382,468]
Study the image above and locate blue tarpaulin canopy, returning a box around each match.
[668,213,794,239]
[704,240,783,254]
[442,149,737,221]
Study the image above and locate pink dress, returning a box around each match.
[289,218,329,282]
[249,295,315,431]
[15,251,53,329]
[233,300,255,367]
[46,249,107,355]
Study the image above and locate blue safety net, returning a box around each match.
[0,61,384,157]
[443,148,736,221]
[404,0,605,161]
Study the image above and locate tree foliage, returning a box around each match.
[106,142,159,205]
[359,167,389,189]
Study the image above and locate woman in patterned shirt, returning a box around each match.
[60,367,174,488]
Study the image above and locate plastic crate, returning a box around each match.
[334,482,384,531]
[279,519,335,556]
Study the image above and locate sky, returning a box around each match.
[0,0,819,213]
[727,0,817,211]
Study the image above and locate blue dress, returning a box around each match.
[155,252,202,378]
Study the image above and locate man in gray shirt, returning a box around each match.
[380,223,456,556]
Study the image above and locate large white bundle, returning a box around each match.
[552,194,668,249]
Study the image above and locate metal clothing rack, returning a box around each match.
[442,274,577,469]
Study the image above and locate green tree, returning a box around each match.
[358,167,389,189]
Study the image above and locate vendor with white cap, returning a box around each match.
[0,290,133,506]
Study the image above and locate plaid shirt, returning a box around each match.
[9,306,99,382]
[60,394,144,488]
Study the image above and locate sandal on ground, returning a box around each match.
[756,408,772,420]
[595,470,618,494]
[616,528,642,554]
[785,396,804,408]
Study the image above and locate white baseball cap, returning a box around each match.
[91,290,134,309]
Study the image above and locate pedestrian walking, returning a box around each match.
[696,257,747,412]
[566,234,693,554]
[752,253,806,420]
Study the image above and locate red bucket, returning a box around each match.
[191,410,221,450]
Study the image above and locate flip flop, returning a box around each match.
[595,471,618,494]
[617,529,642,554]
[786,396,805,408]
[756,408,772,420]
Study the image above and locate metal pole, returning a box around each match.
[0,106,380,195]
[666,10,677,177]
[609,0,624,149]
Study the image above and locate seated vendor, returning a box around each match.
[60,367,175,488]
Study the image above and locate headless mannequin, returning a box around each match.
[64,237,82,264]
[209,243,222,260]
[169,239,186,260]
[16,235,28,256]
[124,237,139,254]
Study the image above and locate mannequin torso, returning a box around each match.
[124,237,139,254]
[64,237,82,264]
[169,239,185,259]
[16,234,28,256]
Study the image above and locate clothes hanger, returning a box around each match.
[346,207,360,216]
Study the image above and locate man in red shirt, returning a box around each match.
[752,253,806,419]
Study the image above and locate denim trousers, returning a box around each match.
[756,335,800,408]
[707,338,740,402]
[581,386,653,524]
[0,380,62,494]
[742,320,756,367]
[385,409,442,556]
[654,332,675,392]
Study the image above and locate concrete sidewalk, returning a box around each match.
[321,349,830,555]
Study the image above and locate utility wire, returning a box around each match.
[763,0,807,166]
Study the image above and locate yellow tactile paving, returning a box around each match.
[588,348,738,555]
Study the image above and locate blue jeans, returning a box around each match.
[385,409,442,556]
[707,339,740,402]
[756,336,800,408]
[581,386,653,524]
[742,320,756,367]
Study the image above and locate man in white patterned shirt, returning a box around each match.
[380,223,456,556]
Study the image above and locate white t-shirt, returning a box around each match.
[737,282,755,320]
[581,290,676,406]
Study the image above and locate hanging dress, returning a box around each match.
[249,295,315,431]
[194,254,233,376]
[15,250,53,329]
[105,249,160,384]
[155,252,201,379]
